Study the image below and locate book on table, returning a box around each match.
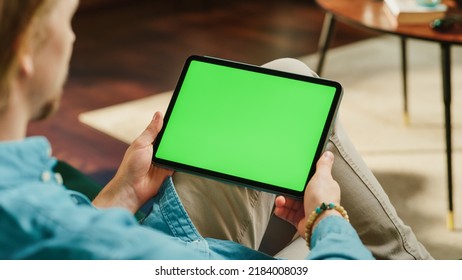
[384,0,447,25]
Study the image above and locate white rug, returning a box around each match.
[79,35,462,259]
[79,91,173,145]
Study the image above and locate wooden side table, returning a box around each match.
[315,0,462,230]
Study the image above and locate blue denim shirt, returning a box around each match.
[0,137,373,260]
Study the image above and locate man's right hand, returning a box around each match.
[274,151,341,237]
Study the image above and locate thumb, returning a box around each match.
[315,151,335,178]
[133,111,163,148]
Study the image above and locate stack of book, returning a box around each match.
[384,0,447,25]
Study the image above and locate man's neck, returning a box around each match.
[0,89,30,141]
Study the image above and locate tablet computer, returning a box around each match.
[152,55,343,198]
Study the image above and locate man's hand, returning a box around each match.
[274,151,341,237]
[274,195,306,236]
[93,112,173,213]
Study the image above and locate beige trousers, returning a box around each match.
[173,58,433,260]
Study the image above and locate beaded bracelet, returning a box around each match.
[305,202,350,248]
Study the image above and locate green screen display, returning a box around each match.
[154,56,341,196]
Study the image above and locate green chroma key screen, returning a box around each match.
[153,56,342,197]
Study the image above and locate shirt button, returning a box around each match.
[54,172,63,185]
[41,171,52,182]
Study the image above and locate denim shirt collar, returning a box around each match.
[0,136,58,188]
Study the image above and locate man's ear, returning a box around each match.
[18,52,34,78]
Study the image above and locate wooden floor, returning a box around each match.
[27,0,375,185]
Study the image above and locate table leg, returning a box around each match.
[316,12,336,76]
[400,37,409,125]
[441,43,454,230]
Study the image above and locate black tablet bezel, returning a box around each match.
[152,55,343,198]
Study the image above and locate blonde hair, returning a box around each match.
[0,0,55,113]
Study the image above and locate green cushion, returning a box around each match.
[53,160,103,201]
